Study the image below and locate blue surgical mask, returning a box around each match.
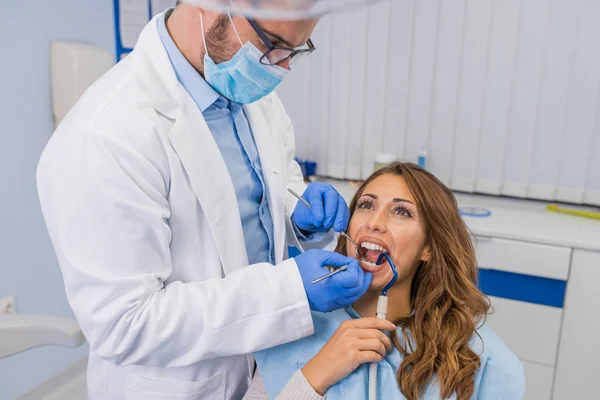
[200,13,289,104]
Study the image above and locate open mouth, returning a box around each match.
[356,239,390,269]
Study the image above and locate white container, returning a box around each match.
[373,153,397,172]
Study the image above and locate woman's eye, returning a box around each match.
[393,207,411,217]
[357,200,373,210]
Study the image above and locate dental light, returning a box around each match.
[182,0,386,20]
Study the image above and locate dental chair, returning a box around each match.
[0,314,85,359]
[0,313,87,399]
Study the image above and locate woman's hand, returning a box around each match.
[301,318,396,395]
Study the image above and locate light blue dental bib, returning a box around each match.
[254,308,525,399]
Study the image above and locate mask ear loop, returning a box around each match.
[201,11,244,57]
[199,13,210,58]
[225,0,243,46]
[226,11,243,47]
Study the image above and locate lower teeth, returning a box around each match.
[360,259,379,268]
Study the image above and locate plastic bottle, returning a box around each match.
[418,147,427,169]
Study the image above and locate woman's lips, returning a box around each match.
[354,236,391,272]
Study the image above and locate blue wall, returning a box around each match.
[0,1,114,398]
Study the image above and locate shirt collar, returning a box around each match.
[345,307,361,319]
[157,9,222,112]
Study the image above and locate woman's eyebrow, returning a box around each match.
[362,193,415,205]
[393,198,415,205]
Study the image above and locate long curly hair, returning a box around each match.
[335,162,490,400]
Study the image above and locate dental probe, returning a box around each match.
[287,188,360,248]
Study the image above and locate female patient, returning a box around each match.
[245,162,525,399]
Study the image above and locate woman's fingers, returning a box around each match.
[357,338,388,358]
[349,317,396,332]
[356,351,384,365]
[356,330,392,353]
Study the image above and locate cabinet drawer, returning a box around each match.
[486,296,562,366]
[523,361,554,400]
[475,236,571,280]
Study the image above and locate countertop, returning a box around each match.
[323,178,600,252]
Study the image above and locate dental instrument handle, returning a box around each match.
[311,265,349,284]
[287,188,311,208]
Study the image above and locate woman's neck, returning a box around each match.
[352,280,413,322]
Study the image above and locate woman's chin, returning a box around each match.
[366,281,389,294]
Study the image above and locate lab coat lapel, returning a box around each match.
[134,14,248,274]
[168,90,249,275]
[244,102,286,263]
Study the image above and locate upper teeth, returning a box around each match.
[361,242,387,253]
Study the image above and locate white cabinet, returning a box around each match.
[553,250,600,400]
[475,236,571,279]
[476,241,600,400]
[486,296,562,400]
[522,362,554,400]
[485,296,562,366]
[473,236,570,400]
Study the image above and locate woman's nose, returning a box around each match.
[366,211,387,233]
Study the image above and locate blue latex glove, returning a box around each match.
[292,183,350,233]
[295,249,373,313]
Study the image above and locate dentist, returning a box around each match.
[36,3,371,399]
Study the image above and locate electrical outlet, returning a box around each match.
[0,296,16,314]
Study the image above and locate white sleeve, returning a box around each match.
[36,129,313,368]
[243,370,325,400]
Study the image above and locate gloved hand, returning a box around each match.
[292,183,350,234]
[295,249,373,313]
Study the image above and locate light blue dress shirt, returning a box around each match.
[158,11,275,265]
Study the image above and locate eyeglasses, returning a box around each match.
[246,18,315,66]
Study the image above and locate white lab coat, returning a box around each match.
[37,15,333,400]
